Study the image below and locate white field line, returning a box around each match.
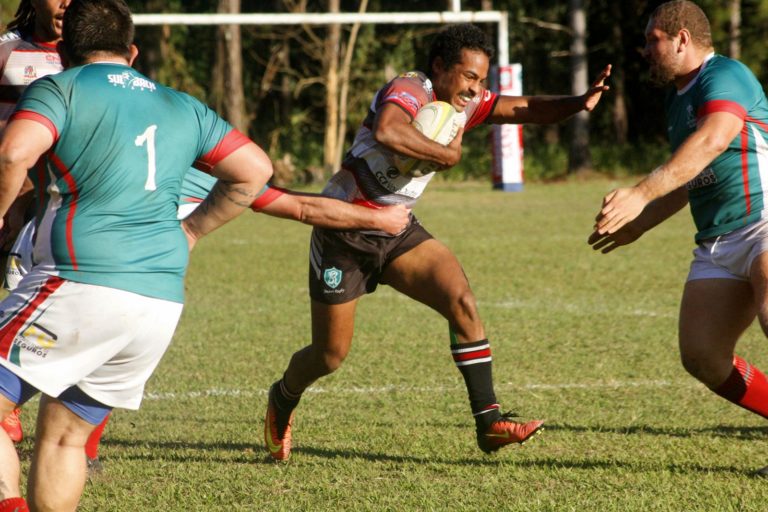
[379,291,677,319]
[143,379,684,402]
[484,300,677,319]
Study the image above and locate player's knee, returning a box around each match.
[318,346,348,374]
[679,350,728,388]
[680,351,703,379]
[450,289,479,321]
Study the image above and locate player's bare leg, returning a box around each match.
[266,299,358,460]
[284,299,358,392]
[0,394,22,507]
[380,238,543,453]
[680,272,768,476]
[381,238,484,340]
[27,395,95,512]
[678,278,754,389]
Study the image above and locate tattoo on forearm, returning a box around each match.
[212,180,257,208]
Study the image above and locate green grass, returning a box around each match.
[7,180,768,511]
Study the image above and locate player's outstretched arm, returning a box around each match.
[594,111,741,236]
[182,141,273,249]
[588,187,688,254]
[373,102,463,169]
[257,192,410,234]
[488,64,611,125]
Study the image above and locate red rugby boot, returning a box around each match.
[477,412,543,454]
[264,384,295,461]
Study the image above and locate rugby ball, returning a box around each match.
[395,101,466,177]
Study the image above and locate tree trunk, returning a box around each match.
[567,0,591,173]
[133,0,169,82]
[729,0,741,60]
[323,0,341,175]
[213,0,247,133]
[610,1,628,145]
[333,0,368,172]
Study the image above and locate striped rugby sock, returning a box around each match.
[451,338,501,431]
[713,355,768,419]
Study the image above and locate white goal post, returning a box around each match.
[132,11,510,67]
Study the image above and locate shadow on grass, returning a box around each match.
[99,438,753,476]
[545,423,768,440]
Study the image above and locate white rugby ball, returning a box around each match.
[396,101,466,177]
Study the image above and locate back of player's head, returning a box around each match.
[62,0,134,65]
[650,0,712,49]
[428,24,494,73]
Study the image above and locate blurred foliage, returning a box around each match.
[2,0,767,182]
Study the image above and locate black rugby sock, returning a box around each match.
[451,338,502,432]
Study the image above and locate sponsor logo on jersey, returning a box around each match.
[23,65,36,81]
[423,78,433,96]
[0,31,20,43]
[108,71,157,92]
[686,167,717,190]
[384,91,420,113]
[323,267,343,289]
[686,104,696,129]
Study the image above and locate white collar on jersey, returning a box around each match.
[677,52,715,95]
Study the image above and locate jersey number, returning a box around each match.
[135,125,158,191]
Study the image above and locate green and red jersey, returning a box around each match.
[14,62,248,302]
[666,54,768,242]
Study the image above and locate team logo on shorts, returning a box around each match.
[323,267,343,289]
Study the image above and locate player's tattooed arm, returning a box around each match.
[200,180,259,212]
[182,142,273,250]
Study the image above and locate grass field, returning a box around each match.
[7,180,768,511]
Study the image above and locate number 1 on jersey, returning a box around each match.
[135,125,158,191]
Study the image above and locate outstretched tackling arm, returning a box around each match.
[254,190,410,235]
[488,65,611,125]
[594,110,742,236]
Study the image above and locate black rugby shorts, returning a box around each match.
[308,218,433,304]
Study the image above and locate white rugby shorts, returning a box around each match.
[688,216,768,282]
[0,269,183,409]
[3,219,35,291]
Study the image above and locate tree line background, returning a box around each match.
[0,0,761,184]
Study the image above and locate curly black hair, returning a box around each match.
[427,24,494,74]
[7,0,36,36]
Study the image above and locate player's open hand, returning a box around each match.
[376,204,411,235]
[588,222,644,254]
[594,186,649,235]
[583,64,611,112]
